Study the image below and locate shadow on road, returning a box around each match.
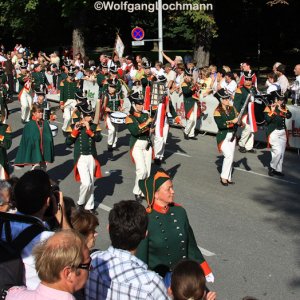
[94,169,124,205]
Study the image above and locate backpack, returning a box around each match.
[0,212,46,294]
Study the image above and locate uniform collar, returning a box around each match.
[133,111,141,117]
[153,202,170,214]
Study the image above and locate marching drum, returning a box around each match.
[254,95,270,125]
[110,112,127,124]
[50,124,58,137]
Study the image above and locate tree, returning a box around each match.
[163,0,217,67]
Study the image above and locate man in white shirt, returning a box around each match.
[85,200,168,300]
[164,63,176,89]
[275,64,289,94]
[291,64,300,104]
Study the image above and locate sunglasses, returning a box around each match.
[77,258,93,271]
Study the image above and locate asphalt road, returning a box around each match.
[7,98,300,300]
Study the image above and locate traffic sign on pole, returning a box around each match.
[131,27,145,41]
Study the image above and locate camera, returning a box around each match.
[44,183,60,217]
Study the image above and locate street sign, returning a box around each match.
[132,40,145,46]
[131,27,145,41]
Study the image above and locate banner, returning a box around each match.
[83,80,99,108]
[115,34,125,58]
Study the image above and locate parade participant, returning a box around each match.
[17,61,33,123]
[161,51,183,68]
[35,89,55,121]
[152,76,181,165]
[234,72,257,153]
[141,61,156,98]
[136,169,214,282]
[0,117,12,179]
[96,63,109,99]
[125,92,153,202]
[182,68,199,140]
[66,101,102,215]
[103,78,124,151]
[264,90,292,177]
[15,104,54,171]
[31,63,49,97]
[239,62,257,88]
[60,66,79,134]
[213,89,238,186]
[0,79,9,123]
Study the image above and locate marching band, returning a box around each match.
[0,49,299,205]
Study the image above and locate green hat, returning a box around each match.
[139,169,171,213]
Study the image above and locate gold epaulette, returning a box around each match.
[6,125,12,133]
[60,80,65,87]
[96,124,101,131]
[65,125,73,133]
[235,88,242,94]
[213,109,221,117]
[181,82,188,87]
[125,116,133,124]
[264,106,271,113]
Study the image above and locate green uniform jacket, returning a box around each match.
[96,72,109,96]
[57,73,68,92]
[214,105,238,150]
[66,123,102,181]
[181,82,198,119]
[233,86,250,115]
[141,75,153,96]
[264,105,292,138]
[136,203,209,275]
[15,119,54,165]
[32,71,49,90]
[104,93,121,112]
[59,80,78,103]
[0,74,7,84]
[17,74,27,92]
[125,112,150,153]
[0,123,12,177]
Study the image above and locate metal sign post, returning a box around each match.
[158,0,163,62]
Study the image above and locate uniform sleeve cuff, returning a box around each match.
[71,129,79,138]
[200,261,212,276]
[86,129,95,137]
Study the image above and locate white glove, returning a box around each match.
[205,272,215,283]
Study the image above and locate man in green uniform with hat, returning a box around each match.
[60,66,79,134]
[136,168,214,282]
[15,104,54,171]
[0,117,12,179]
[66,101,102,215]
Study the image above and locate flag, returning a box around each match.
[248,102,258,133]
[114,34,125,58]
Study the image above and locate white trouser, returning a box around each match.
[77,155,95,210]
[0,165,6,180]
[106,115,118,147]
[132,139,152,195]
[20,91,33,122]
[238,115,254,150]
[269,129,287,172]
[184,102,197,137]
[62,99,77,132]
[154,119,169,159]
[220,132,236,181]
